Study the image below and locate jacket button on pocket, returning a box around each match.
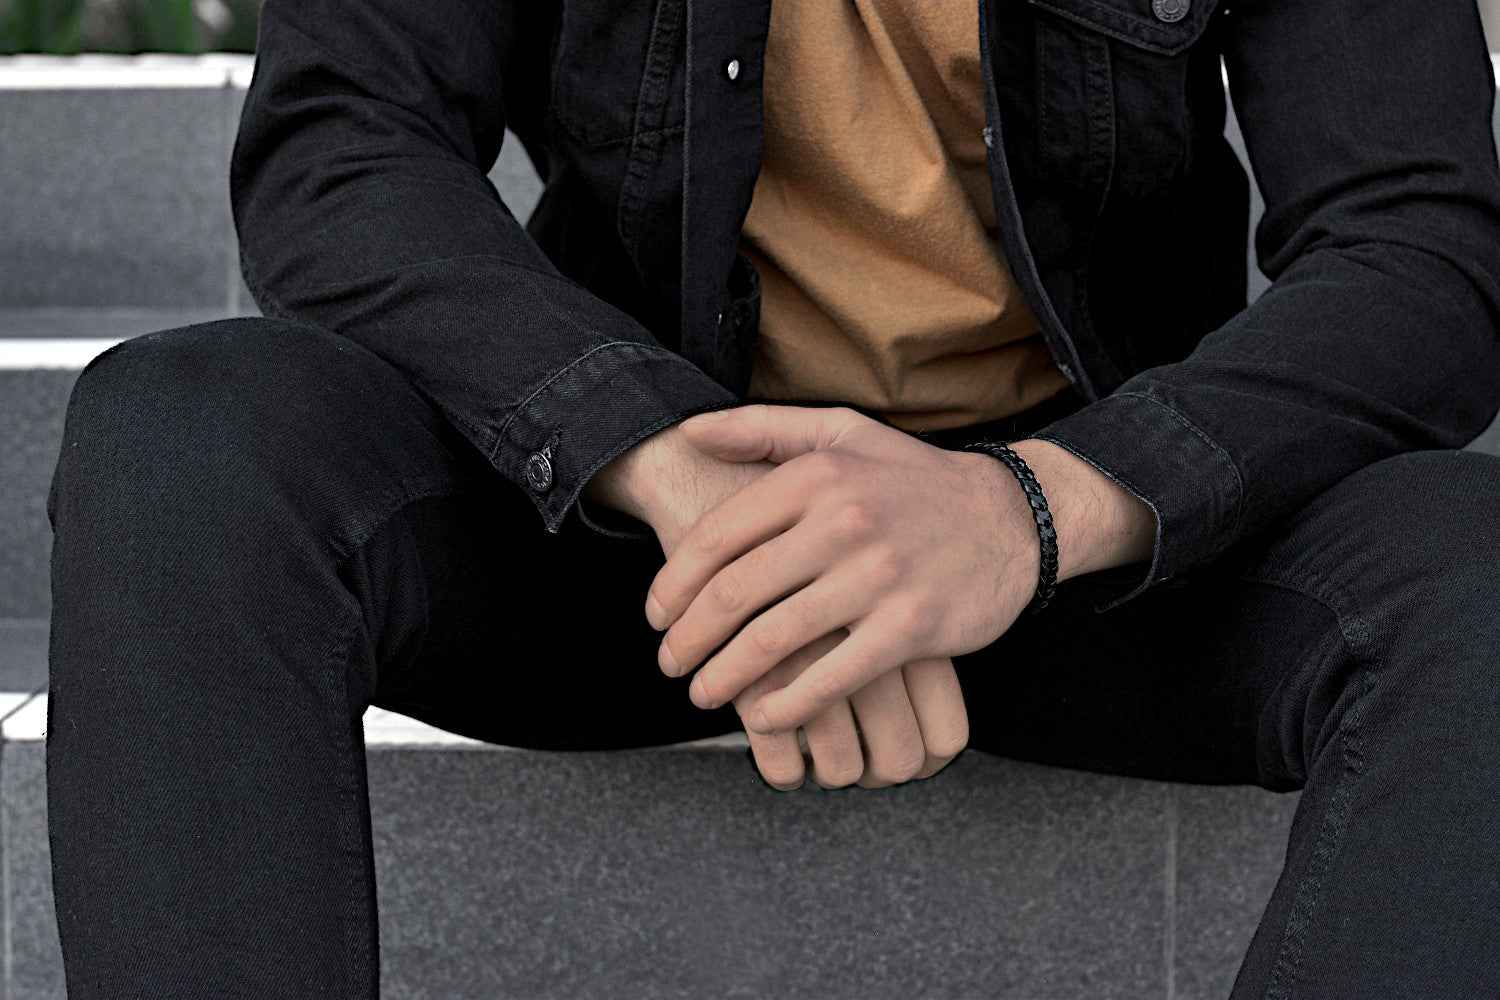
[724,58,741,82]
[525,450,554,492]
[1152,0,1190,22]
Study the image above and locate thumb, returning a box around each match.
[679,404,856,464]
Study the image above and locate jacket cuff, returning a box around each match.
[492,340,739,536]
[1029,390,1244,611]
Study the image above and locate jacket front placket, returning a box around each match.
[678,0,773,398]
[974,0,1107,402]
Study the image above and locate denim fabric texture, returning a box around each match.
[231,0,1500,608]
[46,319,1500,997]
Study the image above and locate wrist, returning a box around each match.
[1005,439,1155,582]
[581,423,698,528]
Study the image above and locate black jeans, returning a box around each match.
[47,318,1500,998]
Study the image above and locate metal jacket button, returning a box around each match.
[525,449,554,492]
[724,58,741,81]
[1152,0,1190,22]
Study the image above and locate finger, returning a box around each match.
[802,698,866,790]
[746,611,917,734]
[746,727,805,791]
[687,565,869,709]
[660,519,832,681]
[645,461,808,632]
[734,636,837,790]
[902,657,970,780]
[849,670,926,788]
[680,404,862,465]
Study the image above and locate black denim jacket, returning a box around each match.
[231,0,1500,607]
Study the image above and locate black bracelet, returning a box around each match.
[960,440,1058,613]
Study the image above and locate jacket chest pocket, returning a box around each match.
[549,0,686,148]
[1023,0,1224,199]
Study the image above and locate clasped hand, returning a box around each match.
[645,404,1041,788]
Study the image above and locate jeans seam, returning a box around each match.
[1263,661,1378,1000]
[1230,568,1383,1000]
[324,473,473,564]
[327,605,378,999]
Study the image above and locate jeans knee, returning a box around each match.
[56,318,322,499]
[50,317,451,540]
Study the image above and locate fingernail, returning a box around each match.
[683,410,729,427]
[748,709,773,734]
[658,641,681,677]
[644,592,666,630]
[689,675,712,709]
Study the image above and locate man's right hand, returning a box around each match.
[582,419,969,790]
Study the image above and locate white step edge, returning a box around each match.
[0,693,751,750]
[0,338,121,370]
[0,53,253,89]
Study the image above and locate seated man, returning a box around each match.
[43,0,1500,996]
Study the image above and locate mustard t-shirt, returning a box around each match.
[741,0,1070,432]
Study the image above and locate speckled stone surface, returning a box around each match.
[489,132,545,224]
[3,737,1317,999]
[0,370,74,620]
[1171,785,1298,1000]
[0,80,541,312]
[0,88,238,309]
[4,741,64,1000]
[1469,418,1500,455]
[367,748,1171,1000]
[0,620,48,691]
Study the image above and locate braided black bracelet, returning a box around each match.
[960,440,1058,613]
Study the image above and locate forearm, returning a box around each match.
[1008,439,1156,583]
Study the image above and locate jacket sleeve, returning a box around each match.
[231,0,738,538]
[1031,0,1500,607]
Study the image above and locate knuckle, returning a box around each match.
[892,598,937,640]
[804,450,845,485]
[928,720,971,760]
[692,508,725,554]
[865,547,904,588]
[758,759,803,789]
[874,748,926,786]
[788,590,827,633]
[710,570,746,614]
[809,670,846,706]
[818,757,864,789]
[833,501,878,540]
[890,746,927,783]
[749,617,787,656]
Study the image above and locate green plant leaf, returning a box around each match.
[127,0,200,53]
[0,0,86,54]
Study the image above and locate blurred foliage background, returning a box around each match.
[0,0,260,54]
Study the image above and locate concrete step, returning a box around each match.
[0,691,1299,1000]
[0,56,544,312]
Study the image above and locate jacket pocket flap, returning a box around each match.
[1026,0,1217,55]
